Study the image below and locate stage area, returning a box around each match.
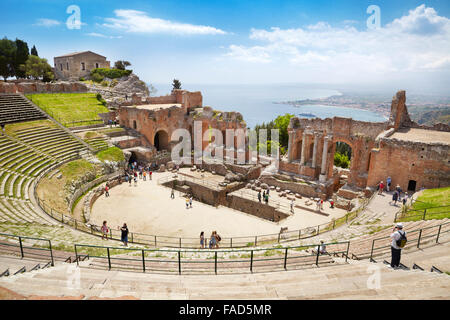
[90,171,347,239]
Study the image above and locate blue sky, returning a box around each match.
[1,0,450,92]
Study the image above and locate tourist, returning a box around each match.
[330,200,334,209]
[387,176,392,192]
[209,231,216,249]
[143,170,146,181]
[149,170,152,180]
[390,223,407,268]
[171,189,175,199]
[134,175,137,186]
[262,190,266,201]
[266,188,270,196]
[319,240,327,254]
[320,199,324,210]
[101,221,109,240]
[104,185,110,197]
[120,223,129,246]
[186,197,189,209]
[189,196,193,208]
[378,181,384,195]
[265,193,269,204]
[257,191,261,203]
[215,232,221,248]
[316,199,321,211]
[128,174,132,186]
[139,169,142,179]
[402,195,407,212]
[125,174,129,184]
[392,191,399,206]
[290,199,294,213]
[200,231,205,249]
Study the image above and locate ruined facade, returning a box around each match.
[283,90,450,197]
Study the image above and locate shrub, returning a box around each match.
[90,68,132,79]
[79,77,85,81]
[91,72,104,83]
[101,80,109,87]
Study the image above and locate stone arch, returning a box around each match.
[154,129,169,151]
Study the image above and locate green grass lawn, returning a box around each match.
[26,93,109,127]
[400,186,450,222]
[96,146,125,162]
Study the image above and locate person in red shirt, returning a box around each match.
[378,181,384,194]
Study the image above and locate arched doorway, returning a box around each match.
[154,130,169,151]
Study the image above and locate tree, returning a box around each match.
[30,45,38,56]
[14,39,29,78]
[172,79,182,90]
[274,113,294,148]
[114,60,131,70]
[20,55,54,81]
[0,38,16,81]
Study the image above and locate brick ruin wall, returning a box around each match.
[0,81,88,94]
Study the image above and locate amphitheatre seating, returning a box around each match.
[0,94,47,124]
[84,136,108,151]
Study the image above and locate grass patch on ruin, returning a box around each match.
[4,119,55,136]
[399,186,450,222]
[96,146,125,162]
[26,93,109,126]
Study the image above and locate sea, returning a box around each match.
[152,83,387,129]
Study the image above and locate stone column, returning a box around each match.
[319,135,331,181]
[287,131,294,162]
[300,131,307,165]
[311,133,320,168]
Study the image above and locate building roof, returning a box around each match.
[54,51,106,59]
[388,127,450,145]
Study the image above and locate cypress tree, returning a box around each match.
[30,45,38,56]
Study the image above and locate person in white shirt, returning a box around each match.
[390,223,406,268]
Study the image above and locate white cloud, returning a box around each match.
[103,9,226,35]
[34,18,61,27]
[223,5,450,84]
[86,32,122,39]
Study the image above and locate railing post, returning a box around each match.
[436,225,442,243]
[61,213,63,223]
[278,233,280,243]
[250,250,254,273]
[345,241,350,263]
[255,236,257,247]
[74,245,79,266]
[155,236,157,247]
[317,225,320,235]
[131,233,133,243]
[299,229,301,240]
[49,240,54,266]
[214,251,217,274]
[346,214,348,224]
[230,238,233,248]
[74,220,77,230]
[107,248,111,270]
[333,220,336,229]
[142,250,145,273]
[91,225,93,234]
[284,248,288,270]
[315,244,320,266]
[394,211,398,222]
[417,229,423,248]
[110,229,112,239]
[370,239,375,260]
[178,251,181,275]
[422,209,427,220]
[179,238,182,248]
[19,236,24,259]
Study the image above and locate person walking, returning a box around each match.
[149,170,152,180]
[200,231,205,249]
[186,197,189,209]
[316,199,321,211]
[387,176,392,192]
[265,193,269,204]
[320,199,324,210]
[189,196,193,208]
[215,232,221,249]
[143,170,146,181]
[378,181,384,195]
[134,175,137,186]
[120,223,129,246]
[392,191,399,206]
[171,188,175,199]
[104,185,110,197]
[390,223,407,268]
[209,231,216,249]
[257,191,261,203]
[101,221,109,240]
[290,199,294,213]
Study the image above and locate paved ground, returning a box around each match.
[90,171,346,239]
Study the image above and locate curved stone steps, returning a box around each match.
[24,136,81,150]
[0,150,34,168]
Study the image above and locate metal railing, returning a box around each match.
[394,205,450,222]
[0,232,54,266]
[35,184,370,249]
[369,220,450,260]
[74,240,351,274]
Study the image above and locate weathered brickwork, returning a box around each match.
[53,51,110,80]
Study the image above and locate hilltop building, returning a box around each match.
[53,51,110,80]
